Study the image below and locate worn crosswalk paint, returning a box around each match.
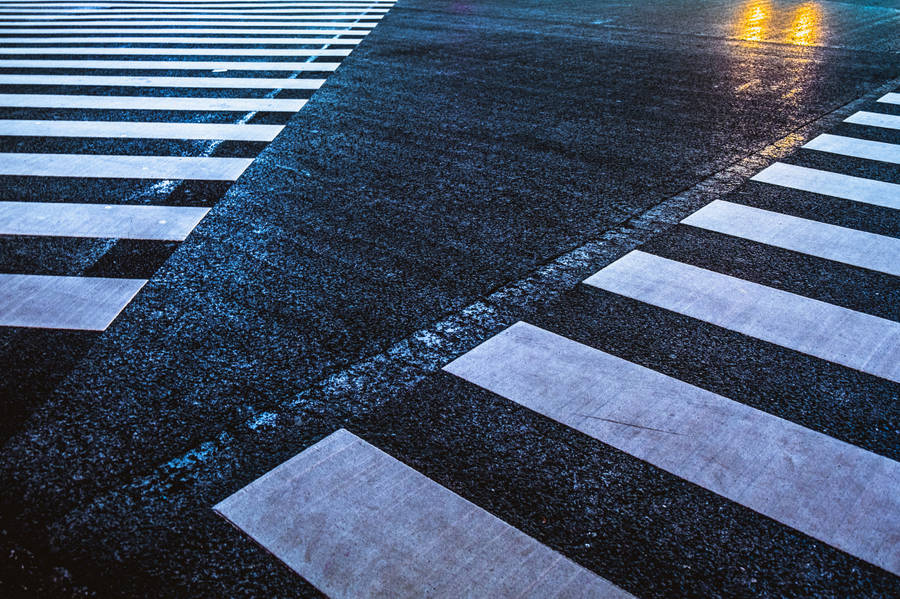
[682,200,900,276]
[751,162,900,209]
[444,322,900,577]
[0,201,209,240]
[803,133,900,165]
[215,429,634,599]
[0,93,307,111]
[0,273,146,330]
[844,110,900,131]
[0,119,284,141]
[0,153,253,180]
[584,250,900,382]
[0,74,326,88]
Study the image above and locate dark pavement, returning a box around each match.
[1,1,898,597]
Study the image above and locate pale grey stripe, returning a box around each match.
[214,428,633,599]
[0,201,208,240]
[0,36,364,43]
[0,152,252,179]
[682,200,900,276]
[584,251,900,382]
[0,93,307,111]
[0,273,145,330]
[0,119,284,140]
[0,3,395,7]
[0,46,352,55]
[803,133,900,165]
[0,7,390,12]
[878,92,899,105]
[0,58,341,70]
[751,162,900,210]
[0,27,373,33]
[0,74,324,88]
[0,19,379,25]
[0,13,384,18]
[444,322,900,576]
[843,111,900,131]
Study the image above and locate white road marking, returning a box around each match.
[0,58,341,70]
[0,74,325,88]
[878,92,899,105]
[444,321,900,577]
[0,119,284,140]
[0,201,208,240]
[682,200,900,276]
[0,13,384,19]
[0,35,364,43]
[0,7,390,12]
[0,93,307,111]
[843,111,900,131]
[0,46,353,55]
[751,162,900,209]
[0,152,253,180]
[0,19,379,25]
[214,428,634,599]
[584,250,900,382]
[0,27,373,33]
[803,133,900,165]
[0,273,145,330]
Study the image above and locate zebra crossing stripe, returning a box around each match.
[584,250,900,382]
[878,92,899,105]
[214,428,634,599]
[0,27,373,33]
[0,93,307,111]
[0,7,391,12]
[0,19,380,25]
[0,36,365,43]
[0,46,353,55]
[751,162,900,209]
[0,74,325,88]
[843,111,900,131]
[803,133,900,165]
[0,201,208,240]
[0,152,253,180]
[0,119,284,141]
[681,200,900,276]
[0,13,385,19]
[0,273,145,330]
[443,321,900,577]
[0,58,342,70]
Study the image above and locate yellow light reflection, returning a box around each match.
[738,0,771,42]
[790,3,821,46]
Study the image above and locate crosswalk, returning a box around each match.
[216,90,899,596]
[0,0,396,331]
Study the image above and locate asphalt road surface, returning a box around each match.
[0,0,898,597]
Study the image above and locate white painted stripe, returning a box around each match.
[682,200,900,277]
[214,429,633,599]
[0,273,145,330]
[0,152,252,179]
[751,162,900,210]
[0,46,353,55]
[0,201,208,240]
[0,74,324,88]
[0,119,283,140]
[844,111,900,131]
[584,251,900,382]
[878,92,900,105]
[0,7,390,12]
[0,93,307,110]
[0,13,385,18]
[444,322,900,576]
[803,133,900,165]
[0,27,373,33]
[0,3,395,7]
[0,19,379,25]
[0,58,341,70]
[0,35,364,43]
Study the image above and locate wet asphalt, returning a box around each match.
[0,0,898,597]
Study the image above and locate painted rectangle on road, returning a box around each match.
[0,152,253,180]
[751,162,900,209]
[0,93,307,111]
[803,133,900,165]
